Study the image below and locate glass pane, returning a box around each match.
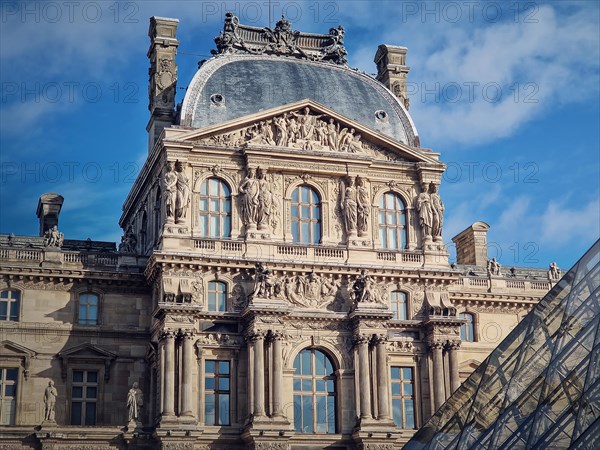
[301,222,309,243]
[293,355,301,374]
[5,385,16,397]
[219,394,230,425]
[327,396,336,433]
[301,351,312,375]
[327,380,335,393]
[72,387,83,398]
[302,396,313,433]
[86,387,97,399]
[316,396,327,432]
[301,186,309,203]
[392,383,401,395]
[218,378,230,391]
[387,212,397,225]
[292,222,299,243]
[313,222,321,244]
[209,179,218,195]
[0,302,7,320]
[210,198,219,212]
[311,190,319,204]
[392,398,402,427]
[316,380,326,391]
[223,198,231,213]
[0,291,7,298]
[403,368,413,380]
[291,188,298,203]
[294,395,302,431]
[210,215,219,236]
[218,294,226,312]
[302,379,312,391]
[405,400,415,428]
[205,360,216,374]
[200,215,208,236]
[315,352,326,375]
[205,393,215,425]
[389,229,398,249]
[313,205,321,220]
[223,216,231,237]
[79,305,87,322]
[205,377,215,390]
[208,293,216,311]
[218,361,230,375]
[391,367,400,379]
[85,402,96,425]
[404,383,413,396]
[88,305,98,323]
[379,228,387,247]
[71,402,82,425]
[199,198,208,211]
[200,181,208,195]
[73,371,84,382]
[293,379,301,391]
[5,369,17,381]
[301,206,310,218]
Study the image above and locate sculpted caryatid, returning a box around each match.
[416,183,433,242]
[429,182,444,241]
[127,382,144,423]
[326,118,339,151]
[163,161,178,221]
[175,160,190,223]
[43,381,58,422]
[256,167,273,231]
[340,176,358,237]
[239,168,260,228]
[355,176,370,237]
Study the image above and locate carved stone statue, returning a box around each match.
[351,270,383,304]
[175,160,190,223]
[487,258,502,276]
[231,284,247,311]
[415,183,433,242]
[43,225,64,248]
[43,380,58,422]
[163,161,178,222]
[127,382,144,423]
[340,176,358,237]
[252,262,273,299]
[429,182,444,241]
[323,25,347,64]
[256,168,273,231]
[239,168,260,228]
[118,226,137,254]
[548,262,561,281]
[355,176,370,237]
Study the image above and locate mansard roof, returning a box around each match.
[179,15,418,147]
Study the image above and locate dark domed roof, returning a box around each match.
[180,55,418,146]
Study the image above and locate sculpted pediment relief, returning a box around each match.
[177,100,438,164]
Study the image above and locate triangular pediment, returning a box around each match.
[0,340,36,358]
[174,100,439,164]
[58,343,116,360]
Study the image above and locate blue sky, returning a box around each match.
[1,1,598,270]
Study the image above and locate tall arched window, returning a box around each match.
[207,281,227,312]
[390,291,408,320]
[293,348,336,434]
[291,185,321,244]
[460,313,475,342]
[199,178,231,238]
[154,186,161,244]
[378,192,407,250]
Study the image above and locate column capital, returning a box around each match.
[180,329,196,340]
[353,333,372,346]
[446,340,461,351]
[372,333,388,345]
[427,340,444,351]
[159,328,177,341]
[246,329,267,344]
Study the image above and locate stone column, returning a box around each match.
[271,331,284,418]
[180,330,195,417]
[447,340,461,395]
[252,331,266,417]
[374,335,391,420]
[356,334,372,419]
[430,341,445,410]
[161,330,176,417]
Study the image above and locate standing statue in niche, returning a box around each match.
[355,176,370,237]
[429,182,444,241]
[415,183,433,242]
[256,167,273,231]
[239,168,260,228]
[340,176,358,237]
[163,161,178,222]
[175,160,190,223]
[127,382,144,423]
[43,380,58,422]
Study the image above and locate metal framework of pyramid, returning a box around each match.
[405,240,600,450]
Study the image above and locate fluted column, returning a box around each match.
[252,331,266,417]
[180,330,195,417]
[161,330,176,417]
[447,340,461,395]
[356,334,372,419]
[271,331,284,418]
[375,335,391,420]
[430,341,445,410]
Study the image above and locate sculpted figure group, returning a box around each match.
[239,167,273,231]
[43,225,64,248]
[351,269,385,304]
[163,160,190,224]
[340,175,370,237]
[416,182,444,243]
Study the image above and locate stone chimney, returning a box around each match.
[452,222,490,266]
[147,16,179,153]
[374,44,410,109]
[36,193,64,237]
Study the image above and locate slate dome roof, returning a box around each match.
[179,54,419,147]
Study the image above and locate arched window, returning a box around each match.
[293,348,336,434]
[460,313,475,342]
[291,185,321,244]
[0,290,20,322]
[79,293,99,325]
[390,291,408,320]
[378,192,407,250]
[207,281,227,312]
[199,178,231,238]
[154,186,161,244]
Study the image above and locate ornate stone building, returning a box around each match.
[0,15,561,450]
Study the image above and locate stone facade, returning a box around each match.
[0,14,560,450]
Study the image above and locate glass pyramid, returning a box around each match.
[404,240,600,450]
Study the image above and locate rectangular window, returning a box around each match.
[0,367,18,425]
[71,370,98,425]
[0,290,20,321]
[78,293,98,325]
[391,366,415,429]
[204,360,230,425]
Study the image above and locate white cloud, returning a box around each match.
[540,199,600,246]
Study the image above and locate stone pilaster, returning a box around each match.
[180,330,197,421]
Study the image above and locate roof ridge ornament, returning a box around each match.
[211,12,348,65]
